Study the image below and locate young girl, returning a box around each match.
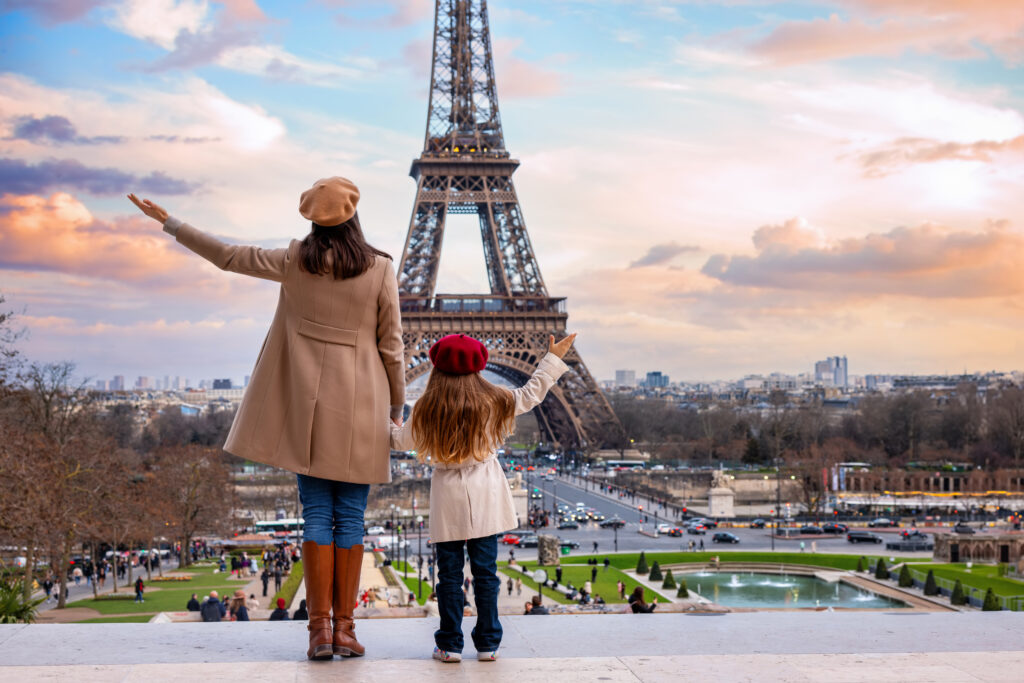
[390,332,576,663]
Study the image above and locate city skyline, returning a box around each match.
[2,1,1023,382]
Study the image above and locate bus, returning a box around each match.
[602,460,645,472]
[253,518,304,535]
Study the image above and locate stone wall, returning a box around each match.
[613,471,801,505]
[366,477,432,521]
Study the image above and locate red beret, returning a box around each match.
[429,334,488,375]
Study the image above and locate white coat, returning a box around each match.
[390,353,568,543]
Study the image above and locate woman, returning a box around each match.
[128,176,405,660]
[628,586,657,613]
[229,590,250,621]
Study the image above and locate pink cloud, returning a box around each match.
[492,38,564,99]
[2,0,105,25]
[859,135,1024,177]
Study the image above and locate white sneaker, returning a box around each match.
[477,649,499,661]
[433,647,461,663]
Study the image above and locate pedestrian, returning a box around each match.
[515,577,522,596]
[506,577,513,597]
[72,566,83,586]
[186,593,201,611]
[293,599,309,620]
[628,587,657,613]
[425,593,441,618]
[616,580,625,599]
[603,558,610,571]
[593,541,599,553]
[389,332,575,663]
[42,576,54,602]
[591,566,598,583]
[201,591,226,622]
[134,577,145,603]
[128,175,404,663]
[508,549,515,563]
[699,538,704,551]
[269,597,290,621]
[247,594,260,611]
[526,594,549,615]
[555,566,563,583]
[261,568,270,597]
[583,580,592,598]
[273,565,282,592]
[229,590,250,621]
[800,541,806,553]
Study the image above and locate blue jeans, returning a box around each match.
[296,474,369,548]
[433,535,501,654]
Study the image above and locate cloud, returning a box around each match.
[8,115,125,145]
[629,241,699,268]
[859,135,1024,177]
[324,0,432,29]
[0,158,199,196]
[1,0,106,25]
[701,217,1024,298]
[492,38,564,98]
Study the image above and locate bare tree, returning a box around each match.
[990,387,1024,482]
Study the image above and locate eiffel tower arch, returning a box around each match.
[397,0,625,452]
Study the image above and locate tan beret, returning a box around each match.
[299,176,360,226]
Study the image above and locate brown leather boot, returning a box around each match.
[332,544,366,657]
[302,541,334,660]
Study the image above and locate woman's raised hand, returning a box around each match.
[127,193,169,224]
[547,333,577,359]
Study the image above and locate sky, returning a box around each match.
[0,0,1022,386]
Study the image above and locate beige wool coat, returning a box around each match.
[164,217,405,484]
[389,353,568,543]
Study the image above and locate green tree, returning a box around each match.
[950,579,966,606]
[662,569,676,589]
[677,579,689,598]
[982,588,1001,611]
[923,570,938,596]
[856,557,866,572]
[636,552,649,575]
[874,558,888,580]
[648,561,662,581]
[898,564,913,588]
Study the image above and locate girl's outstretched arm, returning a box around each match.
[513,334,575,416]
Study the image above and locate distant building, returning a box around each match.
[615,370,636,387]
[645,371,669,389]
[95,379,108,391]
[865,374,892,391]
[213,378,233,390]
[136,376,151,389]
[111,375,125,391]
[814,356,848,389]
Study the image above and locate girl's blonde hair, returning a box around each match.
[410,370,515,466]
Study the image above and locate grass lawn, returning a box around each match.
[596,551,931,572]
[391,560,429,604]
[66,564,256,616]
[77,615,154,623]
[498,562,669,605]
[909,563,1024,598]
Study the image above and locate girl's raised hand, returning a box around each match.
[127,193,169,224]
[547,333,577,359]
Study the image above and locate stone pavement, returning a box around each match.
[3,612,1023,681]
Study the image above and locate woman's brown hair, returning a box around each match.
[298,212,390,279]
[410,370,515,466]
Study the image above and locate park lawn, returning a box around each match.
[77,615,154,623]
[601,552,931,572]
[391,560,429,605]
[501,561,668,605]
[67,564,252,616]
[911,563,1024,598]
[496,565,570,605]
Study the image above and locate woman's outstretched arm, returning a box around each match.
[128,193,291,283]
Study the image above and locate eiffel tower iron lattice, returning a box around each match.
[397,0,624,452]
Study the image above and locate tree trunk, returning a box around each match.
[56,539,71,609]
[91,542,99,599]
[21,541,35,602]
[110,539,117,593]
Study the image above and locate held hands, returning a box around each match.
[127,193,169,224]
[547,333,577,359]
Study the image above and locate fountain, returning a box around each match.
[728,574,744,588]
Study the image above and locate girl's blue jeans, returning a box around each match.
[295,474,369,549]
[433,534,501,654]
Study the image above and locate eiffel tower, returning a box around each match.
[398,0,624,452]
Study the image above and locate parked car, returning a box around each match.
[691,518,718,529]
[501,532,530,545]
[847,530,883,544]
[366,525,386,536]
[656,523,674,534]
[821,523,848,533]
[750,518,767,529]
[599,517,626,529]
[712,532,740,544]
[799,525,825,535]
[557,538,580,549]
[900,529,928,539]
[515,535,539,548]
[665,527,683,537]
[868,518,897,528]
[557,520,579,530]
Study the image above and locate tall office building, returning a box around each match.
[814,356,848,388]
[111,375,125,391]
[136,376,151,390]
[213,378,233,390]
[615,370,636,387]
[645,371,669,389]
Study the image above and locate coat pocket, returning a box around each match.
[297,319,358,346]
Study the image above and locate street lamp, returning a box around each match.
[613,523,619,552]
[390,504,396,565]
[416,515,424,600]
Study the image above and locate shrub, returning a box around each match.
[856,557,866,572]
[923,570,938,596]
[662,569,676,589]
[898,564,913,588]
[636,552,649,575]
[272,560,303,609]
[950,579,966,606]
[677,579,689,598]
[648,561,663,582]
[0,577,45,624]
[982,588,1001,611]
[874,558,888,580]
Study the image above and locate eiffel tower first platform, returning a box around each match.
[397,0,623,452]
